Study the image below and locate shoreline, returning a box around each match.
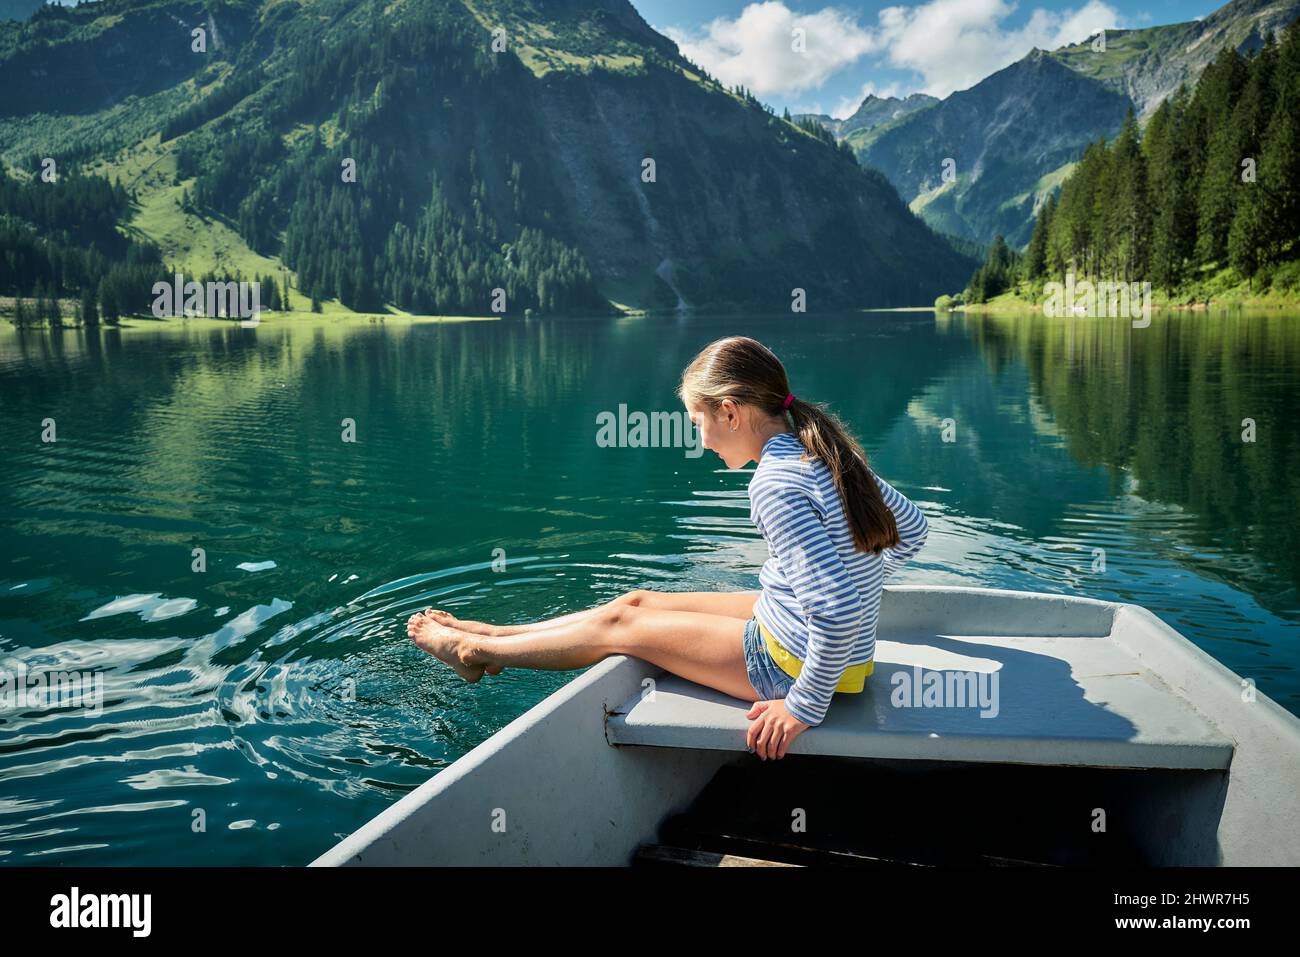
[942,284,1300,315]
[4,296,1297,332]
[951,299,1299,315]
[0,310,512,331]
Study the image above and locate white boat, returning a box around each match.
[312,585,1300,867]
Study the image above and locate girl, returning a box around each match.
[408,336,929,760]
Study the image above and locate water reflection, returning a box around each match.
[0,308,1295,865]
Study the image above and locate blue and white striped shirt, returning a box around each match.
[749,431,929,725]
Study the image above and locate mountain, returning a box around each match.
[0,0,975,314]
[962,19,1300,306]
[1048,0,1300,118]
[793,92,936,139]
[851,0,1300,247]
[861,52,1132,248]
[0,0,44,21]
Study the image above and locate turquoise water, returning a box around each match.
[0,309,1297,865]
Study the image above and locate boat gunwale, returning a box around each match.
[312,585,1300,866]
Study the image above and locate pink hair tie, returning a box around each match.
[782,393,795,410]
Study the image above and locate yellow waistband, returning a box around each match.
[757,617,871,693]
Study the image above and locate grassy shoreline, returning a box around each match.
[946,279,1300,314]
[0,306,507,330]
[4,290,1296,330]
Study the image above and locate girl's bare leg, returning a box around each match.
[422,589,760,637]
[407,602,761,702]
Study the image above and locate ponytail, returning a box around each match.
[678,336,899,554]
[785,394,899,553]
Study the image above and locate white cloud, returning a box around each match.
[660,2,880,97]
[859,0,1122,97]
[658,0,1123,102]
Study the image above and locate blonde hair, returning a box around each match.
[677,336,899,553]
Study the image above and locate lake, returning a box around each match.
[1,308,1296,865]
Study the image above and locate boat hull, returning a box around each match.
[313,586,1300,866]
[313,655,733,865]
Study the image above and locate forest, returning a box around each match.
[961,20,1300,305]
[173,3,610,316]
[0,168,172,324]
[1,0,610,318]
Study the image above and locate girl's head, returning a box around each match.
[677,336,901,554]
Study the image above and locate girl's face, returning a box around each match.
[686,397,748,469]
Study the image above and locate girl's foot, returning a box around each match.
[416,609,505,674]
[406,613,487,683]
[421,608,501,637]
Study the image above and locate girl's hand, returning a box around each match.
[745,699,811,760]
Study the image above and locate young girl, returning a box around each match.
[408,336,929,760]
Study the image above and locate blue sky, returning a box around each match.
[628,0,1223,116]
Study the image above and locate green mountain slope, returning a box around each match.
[853,0,1300,247]
[1048,0,1300,116]
[863,53,1131,247]
[0,0,975,314]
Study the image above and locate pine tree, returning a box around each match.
[1236,36,1279,160]
[1024,193,1055,279]
[1105,109,1150,279]
[1249,21,1300,269]
[1144,91,1197,292]
[1196,101,1247,264]
[1253,106,1299,266]
[33,281,48,324]
[99,279,120,325]
[1185,45,1248,199]
[80,287,99,327]
[963,235,1017,302]
[1228,179,1265,284]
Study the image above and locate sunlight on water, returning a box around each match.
[0,309,1297,864]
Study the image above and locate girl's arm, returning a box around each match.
[872,472,929,577]
[750,472,863,726]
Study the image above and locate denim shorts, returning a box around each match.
[743,616,796,700]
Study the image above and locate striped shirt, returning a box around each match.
[749,431,929,725]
